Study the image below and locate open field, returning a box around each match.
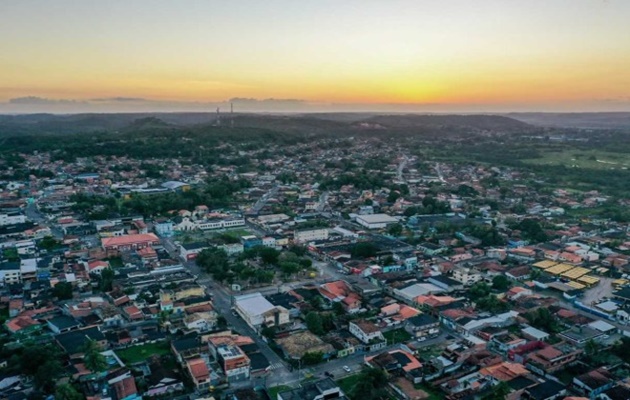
[115,342,171,364]
[336,373,362,394]
[522,149,630,170]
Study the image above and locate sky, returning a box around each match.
[1,0,630,113]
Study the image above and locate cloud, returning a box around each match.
[90,97,148,102]
[8,96,88,105]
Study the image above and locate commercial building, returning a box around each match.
[233,292,290,331]
[355,214,398,229]
[294,228,329,243]
[101,233,160,252]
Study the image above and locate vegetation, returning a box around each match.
[116,342,171,364]
[347,368,389,400]
[52,282,74,300]
[523,308,562,333]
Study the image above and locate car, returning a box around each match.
[325,371,334,378]
[343,366,351,372]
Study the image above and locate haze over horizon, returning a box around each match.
[2,0,630,114]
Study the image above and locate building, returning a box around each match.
[355,214,398,229]
[0,212,26,226]
[294,228,329,243]
[573,368,615,399]
[349,320,385,345]
[216,344,250,382]
[233,292,290,331]
[101,233,160,252]
[452,266,483,286]
[405,313,440,340]
[154,219,174,237]
[185,358,212,390]
[179,242,210,261]
[0,261,21,285]
[277,378,346,400]
[525,343,583,374]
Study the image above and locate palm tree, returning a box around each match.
[83,339,107,373]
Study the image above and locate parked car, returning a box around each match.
[343,366,351,372]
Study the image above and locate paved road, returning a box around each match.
[250,185,279,214]
[161,236,294,382]
[25,202,63,239]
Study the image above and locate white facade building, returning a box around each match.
[294,228,329,243]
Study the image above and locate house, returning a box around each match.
[349,320,386,345]
[452,266,483,286]
[318,280,362,313]
[404,314,440,340]
[0,261,21,285]
[47,315,81,334]
[524,343,583,374]
[506,286,532,300]
[216,344,250,382]
[55,326,108,358]
[523,379,566,400]
[179,242,210,261]
[572,368,615,399]
[185,358,213,390]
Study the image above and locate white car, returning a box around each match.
[342,366,351,372]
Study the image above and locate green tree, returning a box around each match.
[351,242,378,258]
[53,282,74,300]
[492,275,511,291]
[55,384,84,400]
[100,267,115,292]
[332,302,345,316]
[301,351,324,366]
[305,312,325,335]
[481,381,510,400]
[468,282,491,301]
[39,235,61,251]
[83,339,107,373]
[349,368,389,400]
[388,223,403,236]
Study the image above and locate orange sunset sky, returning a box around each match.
[1,0,630,113]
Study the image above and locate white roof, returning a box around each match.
[595,300,618,312]
[522,326,549,339]
[588,320,616,333]
[356,213,398,224]
[161,181,189,190]
[20,258,37,273]
[235,292,275,317]
[396,283,444,299]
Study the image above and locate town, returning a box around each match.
[1,125,630,400]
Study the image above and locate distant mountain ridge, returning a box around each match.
[0,112,532,137]
[507,112,630,129]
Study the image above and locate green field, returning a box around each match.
[522,149,630,170]
[382,328,412,344]
[115,342,171,364]
[336,373,362,394]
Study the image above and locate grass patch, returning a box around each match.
[413,383,443,400]
[336,373,362,394]
[116,342,170,364]
[521,149,630,170]
[267,385,291,399]
[382,328,412,344]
